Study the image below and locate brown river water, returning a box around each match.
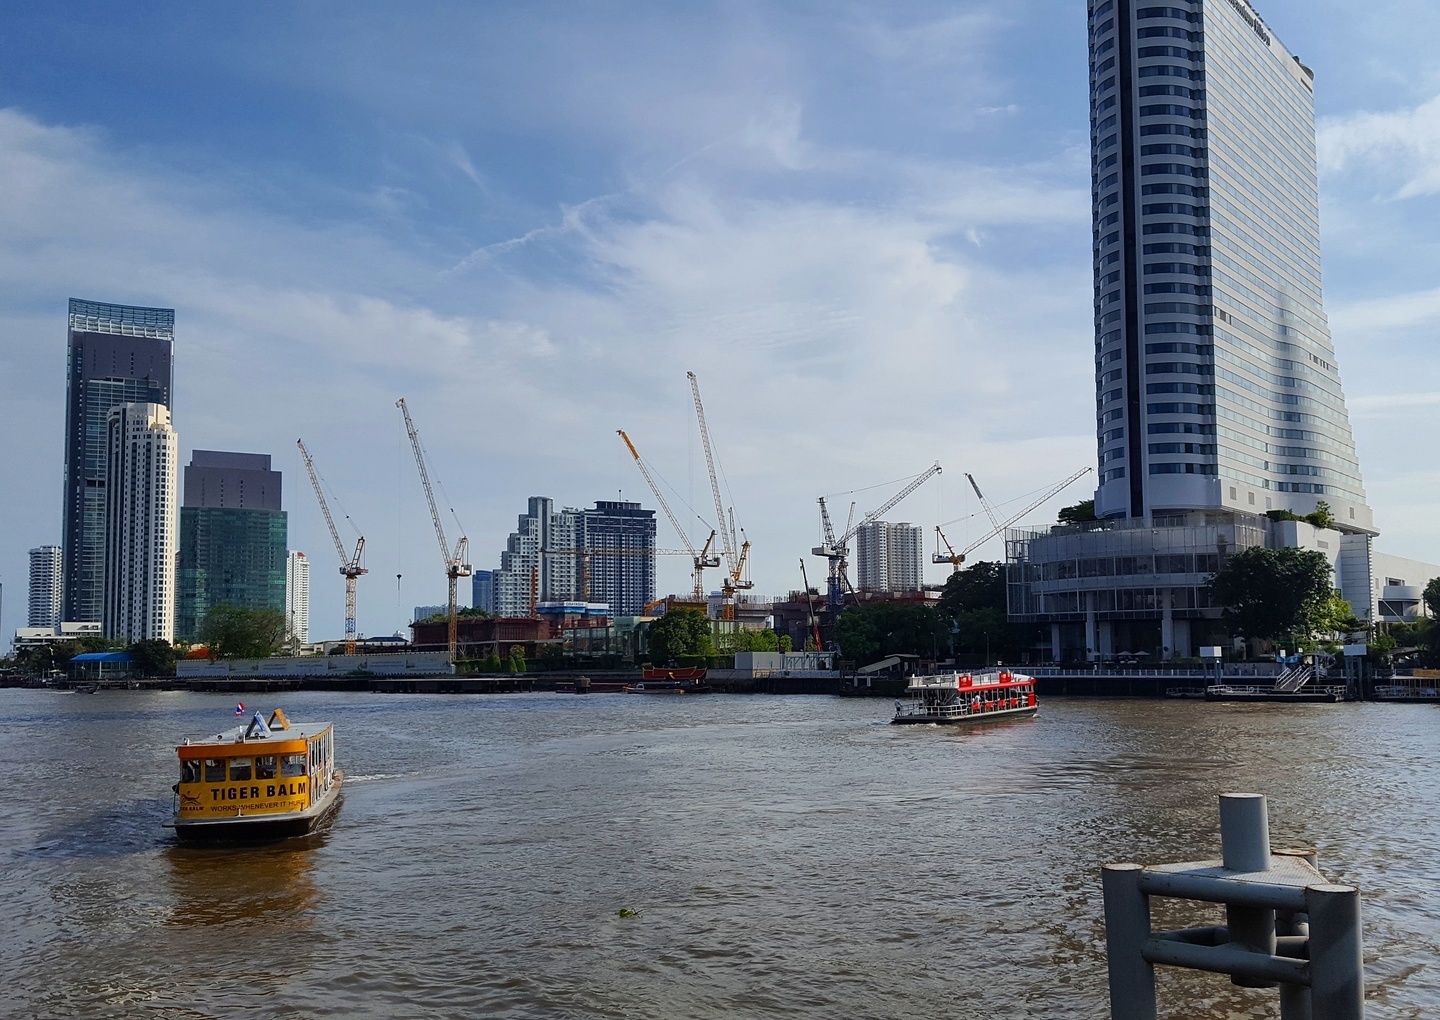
[3,689,1438,1018]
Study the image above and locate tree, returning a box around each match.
[834,600,946,666]
[778,634,793,653]
[200,604,287,659]
[1206,547,1335,644]
[1424,577,1440,619]
[647,608,713,662]
[1305,500,1337,530]
[507,646,527,673]
[128,639,178,677]
[718,628,781,653]
[939,561,1006,619]
[1057,500,1097,526]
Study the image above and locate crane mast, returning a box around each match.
[616,429,719,600]
[396,398,471,661]
[297,438,366,654]
[687,371,752,619]
[812,462,943,648]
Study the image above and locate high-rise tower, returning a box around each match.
[102,402,178,642]
[1088,0,1373,533]
[28,546,62,628]
[62,299,175,623]
[286,551,310,645]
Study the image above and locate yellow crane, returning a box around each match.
[396,398,471,660]
[933,466,1095,574]
[687,371,752,620]
[616,429,720,600]
[296,438,367,654]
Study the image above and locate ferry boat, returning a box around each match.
[892,670,1038,725]
[166,708,343,842]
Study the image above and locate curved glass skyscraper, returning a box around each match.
[1088,0,1373,533]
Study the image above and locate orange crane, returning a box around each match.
[933,466,1094,574]
[687,371,752,619]
[396,398,471,660]
[297,438,367,654]
[616,429,720,600]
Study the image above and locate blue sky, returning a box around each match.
[1,1,1437,642]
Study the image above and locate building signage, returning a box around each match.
[1225,0,1271,46]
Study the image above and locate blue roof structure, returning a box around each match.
[71,652,132,662]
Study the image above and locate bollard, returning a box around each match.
[1101,794,1365,1019]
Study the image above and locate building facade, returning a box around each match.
[581,500,657,615]
[1088,0,1372,530]
[102,402,178,642]
[492,497,584,616]
[1008,1,1381,659]
[62,299,175,623]
[174,452,287,642]
[28,545,62,628]
[855,521,925,593]
[286,551,310,644]
[471,569,494,615]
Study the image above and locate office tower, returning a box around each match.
[286,551,310,644]
[62,299,174,623]
[492,497,584,616]
[1088,0,1372,530]
[581,501,657,615]
[175,451,287,641]
[471,569,494,615]
[1007,2,1381,659]
[28,546,63,628]
[413,604,447,622]
[102,403,177,641]
[855,521,924,593]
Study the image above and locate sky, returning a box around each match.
[1,0,1438,643]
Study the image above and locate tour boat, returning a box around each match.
[891,670,1038,725]
[624,678,712,694]
[642,666,707,681]
[166,708,343,842]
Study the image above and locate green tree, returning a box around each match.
[1424,577,1440,619]
[938,561,1006,619]
[647,608,713,662]
[200,604,287,659]
[834,600,946,666]
[1057,500,1097,526]
[1207,547,1336,644]
[778,634,793,653]
[128,639,178,677]
[1305,500,1337,530]
[507,646,527,673]
[719,628,781,653]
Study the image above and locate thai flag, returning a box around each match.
[234,702,245,716]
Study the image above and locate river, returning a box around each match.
[2,690,1437,1018]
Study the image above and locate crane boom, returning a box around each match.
[616,429,719,600]
[687,371,738,576]
[934,467,1094,574]
[296,438,367,654]
[967,472,1004,536]
[843,462,943,546]
[396,398,471,660]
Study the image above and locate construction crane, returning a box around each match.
[687,371,752,619]
[296,438,367,654]
[934,466,1094,574]
[797,558,822,653]
[396,398,471,661]
[812,462,943,641]
[616,429,720,600]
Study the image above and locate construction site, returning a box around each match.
[281,372,1091,678]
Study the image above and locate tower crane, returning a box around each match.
[616,429,720,600]
[812,462,943,644]
[933,466,1094,574]
[396,398,471,661]
[687,371,752,619]
[297,438,367,654]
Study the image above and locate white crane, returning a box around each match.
[297,438,367,654]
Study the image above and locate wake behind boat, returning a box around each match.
[892,670,1038,725]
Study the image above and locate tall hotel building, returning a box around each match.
[62,299,174,623]
[1007,1,1384,659]
[102,403,178,642]
[28,545,63,628]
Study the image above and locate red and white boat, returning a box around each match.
[891,670,1038,725]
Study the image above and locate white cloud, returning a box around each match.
[1318,95,1440,198]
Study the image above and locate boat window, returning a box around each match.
[230,757,253,782]
[204,759,226,783]
[256,756,278,780]
[281,754,306,779]
[180,760,201,784]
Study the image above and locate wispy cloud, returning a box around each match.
[1319,95,1440,198]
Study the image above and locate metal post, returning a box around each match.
[1102,864,1156,1020]
[1219,793,1275,985]
[1308,884,1364,1020]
